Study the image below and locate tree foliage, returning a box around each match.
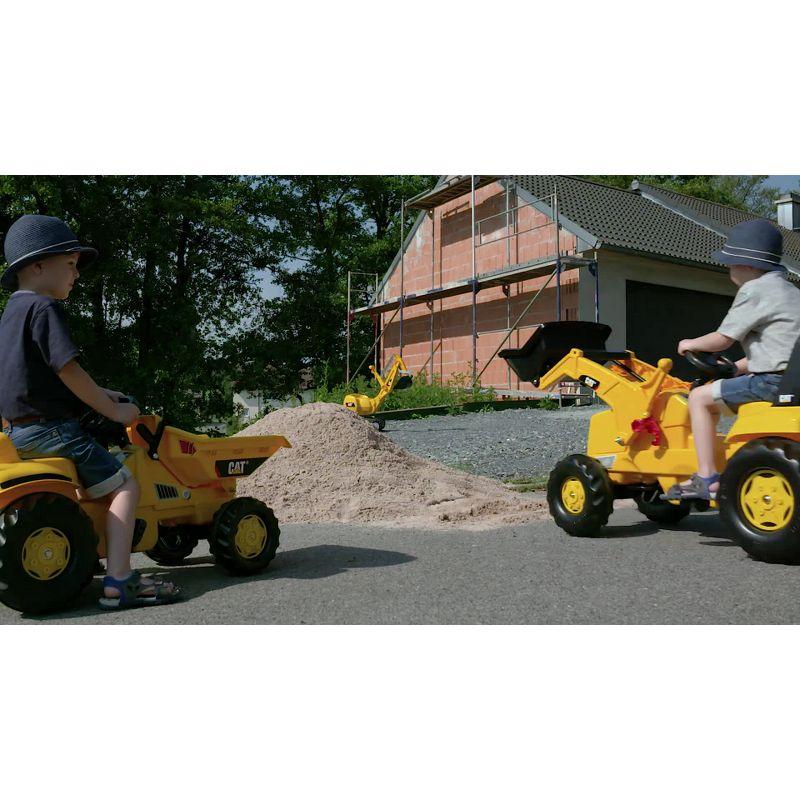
[0,176,277,427]
[0,175,436,426]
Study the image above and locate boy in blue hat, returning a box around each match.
[664,219,800,501]
[0,214,179,608]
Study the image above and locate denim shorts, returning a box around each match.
[710,372,784,413]
[3,418,132,499]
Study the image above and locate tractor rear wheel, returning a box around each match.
[209,497,280,575]
[547,454,614,537]
[719,437,800,563]
[146,525,201,566]
[0,493,98,614]
[635,488,692,524]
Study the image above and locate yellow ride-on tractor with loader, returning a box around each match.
[0,403,290,614]
[343,354,412,430]
[500,321,800,564]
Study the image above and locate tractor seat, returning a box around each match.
[0,433,83,486]
[499,321,626,385]
[774,334,800,406]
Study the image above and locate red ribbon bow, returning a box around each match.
[630,416,663,446]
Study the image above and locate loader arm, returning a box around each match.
[538,348,689,447]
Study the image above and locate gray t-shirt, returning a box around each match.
[717,270,800,372]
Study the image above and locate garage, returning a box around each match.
[626,280,743,380]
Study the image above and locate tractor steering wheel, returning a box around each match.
[684,350,737,380]
[79,395,139,449]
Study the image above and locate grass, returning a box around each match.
[504,475,550,492]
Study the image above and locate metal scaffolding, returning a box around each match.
[346,176,600,395]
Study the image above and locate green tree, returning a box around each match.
[0,176,276,427]
[239,175,437,396]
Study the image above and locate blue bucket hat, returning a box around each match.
[711,218,785,272]
[1,214,98,290]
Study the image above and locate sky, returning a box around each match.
[256,175,800,301]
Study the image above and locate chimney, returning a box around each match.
[775,191,800,231]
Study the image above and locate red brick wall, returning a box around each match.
[380,182,580,390]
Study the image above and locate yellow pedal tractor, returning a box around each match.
[0,403,290,614]
[343,354,412,431]
[500,321,800,564]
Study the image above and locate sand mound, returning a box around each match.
[235,403,547,529]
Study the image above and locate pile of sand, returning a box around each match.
[235,403,547,529]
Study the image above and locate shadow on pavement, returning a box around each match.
[22,543,416,622]
[597,510,736,542]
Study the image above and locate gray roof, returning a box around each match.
[632,181,800,268]
[513,175,800,273]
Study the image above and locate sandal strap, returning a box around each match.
[102,569,143,606]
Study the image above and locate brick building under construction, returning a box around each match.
[352,176,800,390]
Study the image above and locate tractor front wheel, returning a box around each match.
[0,493,98,614]
[635,488,692,524]
[146,525,201,566]
[547,454,614,537]
[719,438,800,563]
[209,497,280,575]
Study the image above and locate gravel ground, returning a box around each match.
[383,404,735,482]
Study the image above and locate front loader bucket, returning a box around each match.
[499,321,613,384]
[159,427,291,485]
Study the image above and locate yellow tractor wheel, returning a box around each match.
[209,497,280,575]
[0,494,98,614]
[547,454,614,537]
[719,438,800,564]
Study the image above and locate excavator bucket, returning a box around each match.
[395,373,413,391]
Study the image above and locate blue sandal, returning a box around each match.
[660,473,721,502]
[98,569,181,610]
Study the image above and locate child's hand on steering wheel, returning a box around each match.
[677,338,696,356]
[103,388,128,403]
[109,402,140,426]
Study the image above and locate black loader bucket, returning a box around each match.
[499,321,615,386]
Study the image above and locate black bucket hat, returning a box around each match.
[711,218,785,272]
[1,214,98,290]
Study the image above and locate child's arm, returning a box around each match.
[57,360,140,425]
[677,332,735,355]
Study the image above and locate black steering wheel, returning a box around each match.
[684,350,737,380]
[79,395,139,449]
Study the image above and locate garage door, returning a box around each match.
[626,280,743,381]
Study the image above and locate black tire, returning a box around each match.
[635,488,692,524]
[719,437,800,564]
[209,497,280,575]
[547,454,614,537]
[371,417,386,431]
[0,493,98,614]
[146,525,200,566]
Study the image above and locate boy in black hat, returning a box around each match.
[664,219,800,501]
[0,214,179,608]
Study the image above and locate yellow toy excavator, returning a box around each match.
[500,321,800,564]
[0,403,290,614]
[343,354,412,430]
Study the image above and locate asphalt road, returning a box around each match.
[4,500,800,624]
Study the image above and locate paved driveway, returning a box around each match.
[4,502,800,624]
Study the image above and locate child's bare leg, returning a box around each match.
[682,384,721,491]
[105,476,139,580]
[102,476,176,599]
